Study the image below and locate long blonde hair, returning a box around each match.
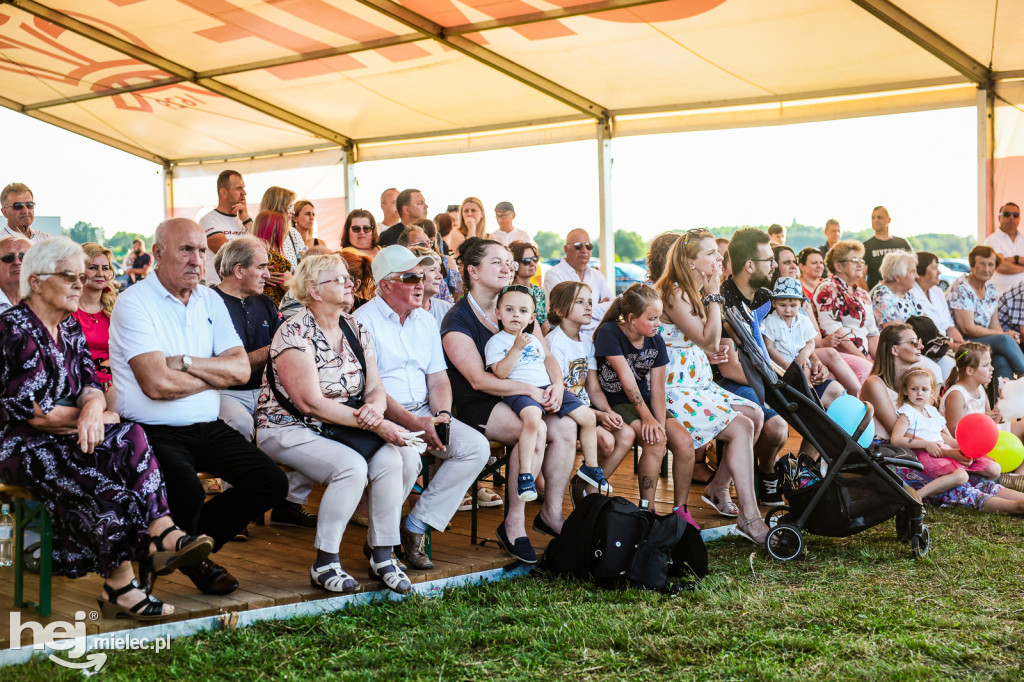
[81,242,117,317]
[458,197,486,239]
[655,229,713,323]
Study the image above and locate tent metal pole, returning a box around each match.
[163,163,174,221]
[596,118,614,280]
[343,145,358,216]
[977,87,994,240]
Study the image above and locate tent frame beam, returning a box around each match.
[849,0,991,86]
[5,0,353,146]
[351,0,607,119]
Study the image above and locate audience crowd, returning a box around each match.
[2,176,1023,620]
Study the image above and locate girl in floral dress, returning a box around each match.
[653,229,769,544]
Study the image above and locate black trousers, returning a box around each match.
[144,420,287,551]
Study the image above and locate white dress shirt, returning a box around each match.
[109,276,243,426]
[1,224,50,244]
[352,295,447,406]
[542,259,615,339]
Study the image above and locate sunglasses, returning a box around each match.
[0,252,26,264]
[42,271,87,285]
[518,256,538,265]
[349,225,374,234]
[683,228,713,245]
[4,202,35,211]
[1002,211,1020,218]
[840,258,865,264]
[316,275,355,286]
[388,272,425,285]
[568,242,593,251]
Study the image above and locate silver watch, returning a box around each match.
[181,355,193,372]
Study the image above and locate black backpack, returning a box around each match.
[907,315,950,361]
[539,495,708,594]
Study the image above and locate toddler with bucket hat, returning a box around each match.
[762,277,819,371]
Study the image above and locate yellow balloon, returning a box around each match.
[989,430,1024,473]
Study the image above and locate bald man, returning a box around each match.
[109,218,287,596]
[542,228,614,339]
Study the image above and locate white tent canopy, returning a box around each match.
[1,0,1022,260]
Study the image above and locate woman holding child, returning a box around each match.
[653,229,769,543]
[441,238,577,564]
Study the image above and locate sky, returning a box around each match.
[1,104,978,242]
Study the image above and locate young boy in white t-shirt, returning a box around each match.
[484,285,610,502]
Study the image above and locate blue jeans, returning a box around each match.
[972,332,1024,381]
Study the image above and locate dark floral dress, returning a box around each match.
[0,304,170,578]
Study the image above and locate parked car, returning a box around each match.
[112,261,130,292]
[940,259,970,274]
[936,262,959,292]
[614,262,648,294]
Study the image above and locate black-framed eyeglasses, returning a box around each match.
[349,225,374,234]
[388,272,426,285]
[518,256,538,265]
[41,271,86,285]
[316,275,355,286]
[4,202,35,211]
[568,242,593,251]
[0,252,26,264]
[1001,211,1020,218]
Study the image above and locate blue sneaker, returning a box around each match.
[517,473,538,502]
[577,465,613,494]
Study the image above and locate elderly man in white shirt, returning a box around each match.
[542,228,615,339]
[0,235,29,311]
[353,246,489,571]
[986,201,1024,294]
[109,218,287,596]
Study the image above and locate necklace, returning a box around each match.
[467,292,498,331]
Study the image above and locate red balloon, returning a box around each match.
[955,413,999,459]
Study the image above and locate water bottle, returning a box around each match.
[0,503,13,567]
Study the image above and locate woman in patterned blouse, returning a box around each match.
[813,240,877,382]
[948,245,1024,382]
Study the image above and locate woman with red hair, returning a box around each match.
[252,210,292,306]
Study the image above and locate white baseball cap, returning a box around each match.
[371,245,436,282]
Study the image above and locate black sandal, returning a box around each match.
[141,525,214,592]
[98,579,171,621]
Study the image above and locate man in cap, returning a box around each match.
[487,201,530,247]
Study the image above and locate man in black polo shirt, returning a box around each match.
[212,235,316,529]
[715,228,826,505]
[862,206,912,290]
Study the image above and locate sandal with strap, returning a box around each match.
[98,579,172,621]
[368,557,412,595]
[310,562,360,593]
[701,488,739,518]
[148,525,215,576]
[736,517,767,545]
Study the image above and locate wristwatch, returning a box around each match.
[434,410,453,418]
[1015,255,1020,265]
[181,355,193,372]
[702,293,724,305]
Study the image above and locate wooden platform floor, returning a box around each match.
[1,435,802,650]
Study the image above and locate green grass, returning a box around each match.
[12,507,1024,680]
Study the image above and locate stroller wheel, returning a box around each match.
[911,524,931,560]
[764,506,789,528]
[765,524,804,561]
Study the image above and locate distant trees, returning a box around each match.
[65,221,103,245]
[533,231,563,259]
[614,230,646,262]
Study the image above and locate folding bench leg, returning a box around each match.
[420,454,432,561]
[14,498,52,617]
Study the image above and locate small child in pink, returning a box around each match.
[891,367,999,499]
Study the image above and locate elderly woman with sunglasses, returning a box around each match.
[0,237,213,620]
[813,239,877,383]
[509,240,549,334]
[256,253,418,595]
[341,209,381,261]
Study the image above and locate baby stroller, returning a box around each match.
[723,306,930,561]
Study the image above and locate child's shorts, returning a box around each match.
[504,386,586,419]
[915,450,996,478]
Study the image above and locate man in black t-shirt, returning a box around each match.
[862,206,912,290]
[125,239,151,286]
[378,188,429,247]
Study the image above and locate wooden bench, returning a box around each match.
[0,483,52,617]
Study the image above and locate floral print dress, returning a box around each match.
[662,322,754,448]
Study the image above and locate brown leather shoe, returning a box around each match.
[398,521,434,570]
[180,559,239,595]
